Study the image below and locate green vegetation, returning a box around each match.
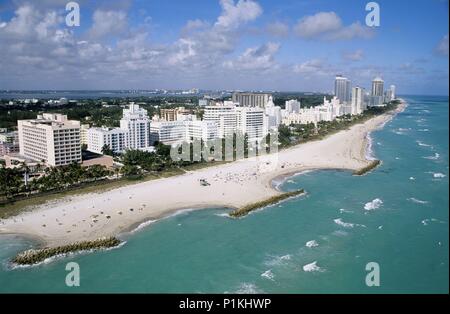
[353,160,381,176]
[278,101,400,149]
[229,189,305,218]
[12,237,121,265]
[0,163,112,204]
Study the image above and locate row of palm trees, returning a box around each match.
[0,162,113,201]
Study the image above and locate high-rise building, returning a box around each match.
[150,121,187,145]
[80,124,90,146]
[203,104,238,138]
[231,92,272,108]
[371,77,384,96]
[334,75,351,104]
[265,96,282,129]
[351,87,366,115]
[236,107,266,141]
[87,127,128,154]
[120,103,151,149]
[285,100,301,114]
[371,77,385,106]
[17,113,81,167]
[390,85,396,100]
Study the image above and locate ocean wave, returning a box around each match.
[302,261,324,272]
[264,254,291,267]
[334,218,366,228]
[418,129,430,132]
[409,177,416,181]
[215,213,231,218]
[339,208,353,214]
[416,140,433,148]
[422,218,446,226]
[427,172,447,179]
[365,133,376,160]
[261,269,275,281]
[364,198,383,211]
[305,240,319,248]
[408,198,429,204]
[423,153,440,160]
[233,283,263,294]
[131,220,157,233]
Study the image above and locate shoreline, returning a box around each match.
[0,100,408,250]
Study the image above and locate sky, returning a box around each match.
[0,0,448,95]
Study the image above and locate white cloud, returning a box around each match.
[215,0,263,30]
[266,21,289,37]
[88,10,128,39]
[293,59,335,77]
[224,42,280,71]
[294,11,374,40]
[435,34,449,56]
[343,49,364,61]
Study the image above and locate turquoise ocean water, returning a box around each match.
[0,95,448,293]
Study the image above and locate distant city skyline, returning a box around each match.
[0,0,448,95]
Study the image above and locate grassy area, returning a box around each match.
[229,189,305,218]
[12,237,121,265]
[353,160,381,176]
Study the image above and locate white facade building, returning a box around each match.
[120,103,151,149]
[231,92,272,108]
[18,113,81,167]
[265,96,282,129]
[236,107,266,141]
[285,100,301,114]
[150,121,187,145]
[351,87,367,115]
[204,104,238,138]
[87,127,128,154]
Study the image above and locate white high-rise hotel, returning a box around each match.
[120,103,151,149]
[88,103,151,154]
[18,113,81,167]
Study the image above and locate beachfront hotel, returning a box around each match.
[17,113,81,167]
[120,103,151,149]
[87,127,129,154]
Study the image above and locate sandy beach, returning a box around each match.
[0,101,407,248]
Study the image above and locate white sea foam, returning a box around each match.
[416,140,433,148]
[305,240,319,248]
[215,212,231,218]
[427,172,446,179]
[408,198,429,204]
[233,283,263,294]
[334,218,366,228]
[131,220,156,233]
[303,261,324,272]
[264,254,292,267]
[423,153,440,160]
[409,177,416,181]
[365,133,376,160]
[261,269,275,281]
[422,218,446,226]
[418,129,430,132]
[339,208,353,214]
[364,198,383,211]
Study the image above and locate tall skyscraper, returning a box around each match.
[390,85,396,100]
[351,87,366,115]
[120,103,151,149]
[334,75,351,104]
[370,77,385,107]
[371,77,384,96]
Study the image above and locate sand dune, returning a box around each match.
[0,101,406,247]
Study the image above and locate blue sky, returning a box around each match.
[0,0,448,94]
